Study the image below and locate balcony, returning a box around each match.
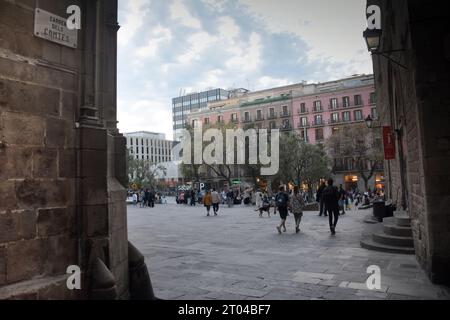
[298,122,310,128]
[328,119,341,124]
[328,103,340,110]
[267,112,278,119]
[279,111,291,118]
[311,120,324,127]
[229,118,239,124]
[280,124,292,131]
[298,108,309,115]
[241,117,252,123]
[312,107,323,113]
[255,115,265,121]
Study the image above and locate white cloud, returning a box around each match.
[238,0,373,76]
[170,0,202,29]
[256,76,292,90]
[136,25,173,58]
[194,69,224,90]
[118,99,173,139]
[176,31,218,64]
[118,0,149,46]
[218,16,240,40]
[225,32,262,72]
[202,0,228,12]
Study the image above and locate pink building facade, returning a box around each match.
[187,75,383,191]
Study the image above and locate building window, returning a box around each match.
[314,115,322,125]
[282,105,288,116]
[231,113,238,122]
[343,96,350,108]
[354,94,362,106]
[269,108,275,118]
[301,117,308,127]
[217,115,223,123]
[256,110,262,120]
[313,100,322,112]
[315,128,324,141]
[369,92,376,104]
[300,130,308,142]
[371,108,378,119]
[332,127,339,135]
[331,112,339,123]
[300,103,307,113]
[244,112,250,122]
[270,121,276,129]
[342,111,351,122]
[354,110,363,121]
[204,117,209,125]
[330,98,338,109]
[281,119,290,129]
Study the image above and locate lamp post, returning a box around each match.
[362,28,407,69]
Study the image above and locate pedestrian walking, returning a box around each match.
[211,188,220,215]
[338,185,346,215]
[190,190,196,206]
[204,190,212,216]
[316,182,327,216]
[227,189,234,208]
[132,192,138,206]
[274,185,290,234]
[291,186,305,233]
[322,179,340,235]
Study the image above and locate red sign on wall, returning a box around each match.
[383,126,395,160]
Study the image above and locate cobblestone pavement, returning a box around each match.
[127,203,450,300]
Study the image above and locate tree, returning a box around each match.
[325,123,383,191]
[277,132,331,195]
[127,153,166,189]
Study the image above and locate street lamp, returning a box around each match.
[362,28,407,69]
[364,115,375,129]
[363,28,382,52]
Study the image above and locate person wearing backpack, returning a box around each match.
[275,185,290,234]
[322,179,340,235]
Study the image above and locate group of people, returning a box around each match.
[130,189,167,207]
[265,179,345,235]
[202,188,221,216]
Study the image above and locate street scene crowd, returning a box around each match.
[127,181,385,236]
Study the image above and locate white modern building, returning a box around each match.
[124,131,173,163]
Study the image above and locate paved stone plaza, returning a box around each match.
[127,202,450,300]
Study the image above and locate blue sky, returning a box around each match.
[117,0,372,139]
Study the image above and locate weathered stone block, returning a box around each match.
[0,147,32,180]
[6,239,47,283]
[61,91,77,121]
[44,235,77,275]
[2,112,45,146]
[45,119,67,148]
[0,210,36,243]
[0,1,34,34]
[0,246,6,285]
[80,149,107,177]
[37,208,68,237]
[32,148,57,178]
[80,177,108,206]
[59,149,76,178]
[84,205,108,237]
[0,23,17,52]
[15,179,69,209]
[0,180,17,211]
[80,127,107,150]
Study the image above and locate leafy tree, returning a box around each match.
[325,123,383,191]
[277,132,331,195]
[127,153,166,189]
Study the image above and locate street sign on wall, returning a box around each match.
[34,8,78,48]
[383,126,396,160]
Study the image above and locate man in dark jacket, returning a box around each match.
[316,182,327,217]
[322,179,340,235]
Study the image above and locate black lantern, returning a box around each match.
[363,28,382,52]
[365,115,375,129]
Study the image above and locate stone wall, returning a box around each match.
[369,0,450,284]
[0,0,128,298]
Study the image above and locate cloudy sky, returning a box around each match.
[117,0,372,139]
